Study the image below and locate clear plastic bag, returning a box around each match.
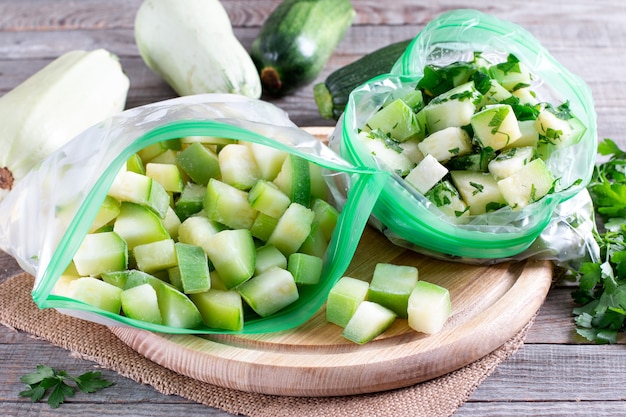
[331,9,599,265]
[0,94,388,334]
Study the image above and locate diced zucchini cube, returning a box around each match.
[399,138,426,165]
[288,253,323,285]
[367,263,419,318]
[255,244,287,275]
[478,79,513,106]
[404,154,448,194]
[245,141,288,181]
[133,238,178,273]
[425,180,469,218]
[505,119,539,149]
[177,215,223,254]
[423,81,480,133]
[175,242,211,294]
[534,108,576,147]
[298,221,328,258]
[108,170,170,218]
[204,178,258,230]
[163,206,182,241]
[407,281,451,334]
[249,212,278,242]
[156,281,203,329]
[203,229,256,289]
[365,98,422,142]
[342,301,396,344]
[121,283,163,324]
[273,154,311,207]
[418,126,472,163]
[137,139,182,163]
[190,289,244,331]
[512,87,539,105]
[326,276,369,328]
[488,146,536,179]
[113,202,170,250]
[497,158,554,209]
[73,231,128,277]
[126,153,145,175]
[67,277,123,314]
[311,198,339,242]
[176,142,220,185]
[309,163,330,201]
[248,180,291,218]
[88,195,121,233]
[218,143,261,190]
[450,170,507,215]
[267,203,315,256]
[490,56,533,91]
[237,266,299,317]
[174,182,206,221]
[145,162,184,193]
[361,131,415,177]
[471,104,522,151]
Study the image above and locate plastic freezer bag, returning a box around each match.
[332,9,599,265]
[0,94,388,334]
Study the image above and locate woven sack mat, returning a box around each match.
[0,272,534,417]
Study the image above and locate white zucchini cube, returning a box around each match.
[450,170,506,215]
[471,104,522,151]
[487,146,536,180]
[218,143,261,190]
[404,154,448,194]
[360,131,415,176]
[407,281,451,335]
[497,158,554,209]
[505,119,539,149]
[534,109,574,147]
[423,81,480,133]
[425,180,469,218]
[418,126,472,163]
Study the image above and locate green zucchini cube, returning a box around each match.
[204,178,258,230]
[175,242,211,294]
[365,98,421,142]
[133,238,178,274]
[73,231,128,277]
[287,253,323,285]
[367,263,419,318]
[203,229,256,289]
[267,202,315,256]
[237,266,299,317]
[342,301,396,344]
[176,142,220,185]
[121,283,163,324]
[67,277,123,314]
[326,276,369,328]
[190,289,244,331]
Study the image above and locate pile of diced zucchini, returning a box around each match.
[358,52,585,217]
[54,135,339,331]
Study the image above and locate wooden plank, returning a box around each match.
[457,402,626,417]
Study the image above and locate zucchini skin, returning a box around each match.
[251,0,355,97]
[313,39,412,120]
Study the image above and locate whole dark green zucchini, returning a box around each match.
[250,0,355,97]
[313,39,412,120]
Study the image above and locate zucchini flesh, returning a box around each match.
[314,39,412,120]
[251,0,355,96]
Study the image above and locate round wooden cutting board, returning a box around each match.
[111,225,553,397]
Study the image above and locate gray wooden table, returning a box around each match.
[1,1,625,415]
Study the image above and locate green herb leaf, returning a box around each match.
[572,138,626,343]
[18,366,114,408]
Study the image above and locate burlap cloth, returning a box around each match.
[0,271,534,417]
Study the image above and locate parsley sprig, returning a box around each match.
[572,138,626,343]
[19,365,114,408]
